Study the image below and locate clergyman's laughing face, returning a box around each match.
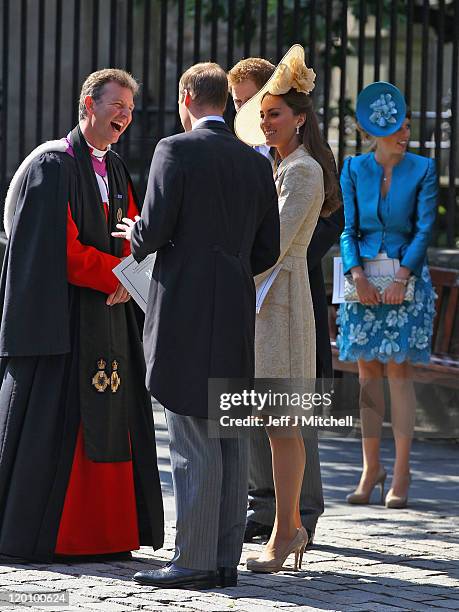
[84,81,134,149]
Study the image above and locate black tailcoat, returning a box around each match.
[131,121,280,418]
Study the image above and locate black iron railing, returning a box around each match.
[1,0,458,246]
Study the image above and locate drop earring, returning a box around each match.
[296,125,301,135]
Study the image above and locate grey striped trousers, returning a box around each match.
[165,408,249,571]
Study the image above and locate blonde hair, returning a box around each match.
[79,69,139,120]
[357,107,412,150]
[228,58,275,90]
[179,62,228,109]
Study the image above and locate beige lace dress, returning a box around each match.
[255,145,324,380]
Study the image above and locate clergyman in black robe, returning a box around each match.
[0,69,163,562]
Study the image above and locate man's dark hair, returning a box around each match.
[179,62,228,109]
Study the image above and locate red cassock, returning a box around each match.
[55,186,140,555]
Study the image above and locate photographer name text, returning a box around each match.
[220,415,353,427]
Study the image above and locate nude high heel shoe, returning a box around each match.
[385,474,411,509]
[346,468,387,505]
[246,527,308,573]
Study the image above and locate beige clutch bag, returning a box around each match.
[343,275,416,303]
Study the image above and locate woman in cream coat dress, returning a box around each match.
[255,145,323,381]
[235,45,341,573]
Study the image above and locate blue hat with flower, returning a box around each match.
[356,81,406,137]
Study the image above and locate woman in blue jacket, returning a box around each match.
[337,82,437,509]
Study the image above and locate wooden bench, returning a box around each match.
[329,266,459,388]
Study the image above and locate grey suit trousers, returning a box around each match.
[247,426,324,533]
[165,409,249,571]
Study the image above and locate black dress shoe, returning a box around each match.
[133,563,217,589]
[243,520,273,542]
[305,529,315,549]
[217,566,237,587]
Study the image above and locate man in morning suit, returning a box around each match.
[114,62,280,589]
[228,57,345,547]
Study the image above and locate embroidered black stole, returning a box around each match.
[69,126,132,462]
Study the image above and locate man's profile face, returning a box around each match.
[231,78,260,112]
[84,81,134,149]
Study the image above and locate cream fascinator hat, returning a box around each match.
[234,44,316,146]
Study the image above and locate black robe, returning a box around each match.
[0,133,164,561]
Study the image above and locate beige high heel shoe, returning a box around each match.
[346,468,387,505]
[246,527,308,573]
[385,474,411,509]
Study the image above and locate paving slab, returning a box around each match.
[1,406,458,611]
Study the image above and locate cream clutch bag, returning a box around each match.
[344,275,416,303]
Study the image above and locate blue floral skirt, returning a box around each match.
[336,266,436,364]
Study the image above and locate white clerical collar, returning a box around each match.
[192,115,225,130]
[85,139,110,159]
[66,132,110,158]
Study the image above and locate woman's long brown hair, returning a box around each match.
[281,88,341,217]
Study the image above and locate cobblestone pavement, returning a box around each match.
[0,408,458,612]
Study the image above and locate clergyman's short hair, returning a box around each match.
[79,69,139,120]
[179,62,228,109]
[228,58,275,90]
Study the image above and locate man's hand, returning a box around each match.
[112,215,141,241]
[106,282,131,306]
[382,281,406,305]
